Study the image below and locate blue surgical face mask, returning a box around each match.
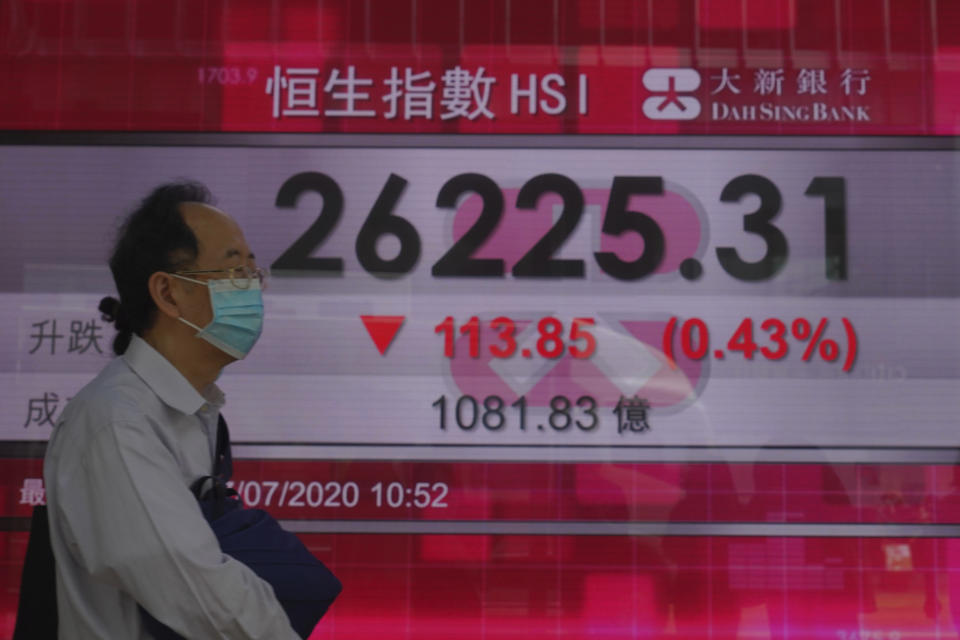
[173,275,264,360]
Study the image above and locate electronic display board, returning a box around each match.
[3,2,960,639]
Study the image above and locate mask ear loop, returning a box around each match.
[178,316,206,333]
[170,273,212,333]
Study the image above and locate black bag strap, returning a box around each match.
[13,505,59,639]
[190,414,238,517]
[213,413,232,482]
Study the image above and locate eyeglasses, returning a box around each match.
[173,266,269,290]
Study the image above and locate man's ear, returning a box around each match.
[147,272,182,319]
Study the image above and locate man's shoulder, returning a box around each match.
[70,356,161,422]
[48,357,164,461]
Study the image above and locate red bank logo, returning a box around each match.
[642,68,701,120]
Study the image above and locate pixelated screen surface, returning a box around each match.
[2,2,960,638]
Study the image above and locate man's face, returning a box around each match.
[177,202,258,362]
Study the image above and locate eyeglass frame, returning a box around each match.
[171,265,269,289]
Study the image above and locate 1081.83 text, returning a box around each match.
[432,394,652,434]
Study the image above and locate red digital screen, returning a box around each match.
[3,2,960,639]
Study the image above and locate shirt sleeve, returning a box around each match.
[56,419,301,640]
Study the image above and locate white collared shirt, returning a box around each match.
[44,334,298,639]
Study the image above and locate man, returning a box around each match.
[43,182,300,638]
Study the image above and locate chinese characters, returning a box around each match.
[29,318,105,355]
[614,395,652,435]
[266,66,589,121]
[19,478,46,506]
[709,67,871,97]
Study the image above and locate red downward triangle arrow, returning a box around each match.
[360,315,406,355]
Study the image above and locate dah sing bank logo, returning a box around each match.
[641,66,873,123]
[641,68,702,120]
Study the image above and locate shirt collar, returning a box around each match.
[123,334,224,415]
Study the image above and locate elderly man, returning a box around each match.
[43,182,300,639]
